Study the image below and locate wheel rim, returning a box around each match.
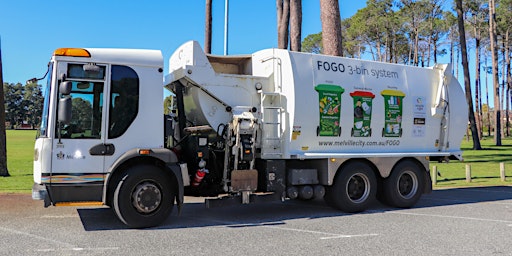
[345,173,370,203]
[132,181,162,214]
[397,170,418,200]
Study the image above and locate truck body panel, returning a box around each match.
[166,41,466,160]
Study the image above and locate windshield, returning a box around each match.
[38,63,53,138]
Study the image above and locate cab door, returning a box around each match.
[47,62,109,203]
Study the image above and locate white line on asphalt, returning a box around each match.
[258,224,378,239]
[35,247,119,252]
[320,234,379,240]
[0,226,75,247]
[388,211,512,224]
[183,216,378,240]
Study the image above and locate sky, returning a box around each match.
[0,0,367,84]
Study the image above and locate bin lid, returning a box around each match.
[381,89,405,97]
[350,90,375,98]
[315,84,345,93]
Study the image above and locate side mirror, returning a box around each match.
[58,97,72,124]
[59,81,72,95]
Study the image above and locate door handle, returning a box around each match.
[89,143,115,156]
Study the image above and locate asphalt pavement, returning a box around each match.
[1,186,512,255]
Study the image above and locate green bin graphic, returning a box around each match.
[381,89,405,137]
[350,91,375,137]
[315,84,344,136]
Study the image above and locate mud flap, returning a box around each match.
[168,164,185,214]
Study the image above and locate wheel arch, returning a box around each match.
[334,158,380,182]
[103,148,183,208]
[389,157,431,194]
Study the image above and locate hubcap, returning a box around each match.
[132,181,162,214]
[397,171,418,199]
[346,173,370,203]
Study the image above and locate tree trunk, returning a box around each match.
[489,0,501,145]
[485,57,491,137]
[205,0,213,54]
[277,0,290,49]
[289,0,302,52]
[320,0,342,56]
[0,38,9,177]
[501,39,508,137]
[475,33,482,139]
[507,29,512,138]
[455,0,481,150]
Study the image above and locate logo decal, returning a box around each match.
[57,151,65,160]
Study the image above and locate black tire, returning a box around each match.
[382,160,424,208]
[325,161,377,213]
[113,165,175,228]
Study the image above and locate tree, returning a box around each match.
[164,95,174,115]
[398,0,428,66]
[302,32,323,53]
[24,82,43,127]
[205,0,213,54]
[488,0,501,145]
[455,0,481,149]
[277,0,290,49]
[0,39,8,177]
[320,0,343,56]
[496,0,512,137]
[289,0,302,51]
[3,83,23,128]
[465,0,488,139]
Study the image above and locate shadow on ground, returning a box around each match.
[78,186,512,231]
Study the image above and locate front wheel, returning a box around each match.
[382,160,425,208]
[113,165,175,228]
[325,161,377,212]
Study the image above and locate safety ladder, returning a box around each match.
[260,91,284,158]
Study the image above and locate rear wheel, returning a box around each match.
[325,161,377,212]
[382,160,424,208]
[113,165,175,228]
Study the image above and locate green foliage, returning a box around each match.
[3,82,43,128]
[301,32,323,54]
[164,95,174,115]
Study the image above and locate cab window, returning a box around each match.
[108,65,139,139]
[58,81,104,139]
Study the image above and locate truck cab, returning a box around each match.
[33,48,181,227]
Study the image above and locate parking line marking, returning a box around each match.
[320,234,379,240]
[388,211,512,224]
[0,226,75,247]
[183,216,378,239]
[259,224,378,239]
[35,247,119,252]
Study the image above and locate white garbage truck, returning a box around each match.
[32,41,468,228]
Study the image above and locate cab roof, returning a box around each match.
[53,48,163,68]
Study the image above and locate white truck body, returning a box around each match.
[167,41,466,160]
[33,41,468,228]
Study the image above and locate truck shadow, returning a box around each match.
[77,186,512,231]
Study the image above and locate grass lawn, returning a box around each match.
[0,130,511,194]
[1,130,37,193]
[431,136,512,187]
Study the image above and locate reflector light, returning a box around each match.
[139,149,151,155]
[53,48,91,57]
[55,201,103,207]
